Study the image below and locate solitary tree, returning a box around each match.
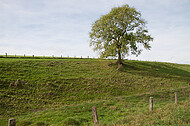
[89,4,153,65]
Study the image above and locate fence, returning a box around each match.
[8,91,190,126]
[1,53,94,59]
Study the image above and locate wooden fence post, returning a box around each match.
[6,53,7,57]
[124,99,127,108]
[120,97,122,103]
[92,107,98,125]
[8,118,16,126]
[149,97,153,111]
[175,92,178,104]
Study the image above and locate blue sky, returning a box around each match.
[0,0,190,64]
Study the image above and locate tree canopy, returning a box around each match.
[89,4,153,64]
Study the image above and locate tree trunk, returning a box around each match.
[116,50,123,70]
[117,50,122,65]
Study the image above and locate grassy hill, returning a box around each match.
[0,58,189,125]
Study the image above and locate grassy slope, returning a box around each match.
[0,58,189,125]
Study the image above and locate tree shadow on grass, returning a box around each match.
[121,61,190,82]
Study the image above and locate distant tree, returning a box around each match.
[89,4,153,65]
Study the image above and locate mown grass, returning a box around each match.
[0,57,190,125]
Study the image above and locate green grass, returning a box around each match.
[0,57,190,125]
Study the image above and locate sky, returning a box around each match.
[0,0,190,64]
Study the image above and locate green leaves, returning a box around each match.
[89,4,153,62]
